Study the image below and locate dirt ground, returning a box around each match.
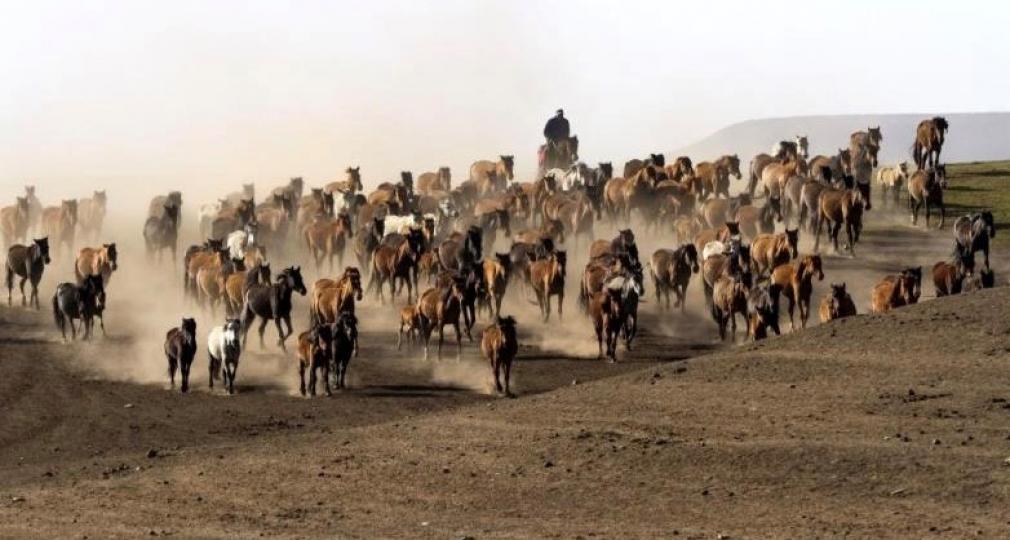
[1,201,1009,538]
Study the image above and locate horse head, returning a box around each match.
[33,237,51,264]
[499,155,515,180]
[103,243,118,271]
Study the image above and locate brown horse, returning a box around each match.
[747,153,775,196]
[711,273,749,342]
[750,229,799,275]
[481,315,519,397]
[513,218,565,246]
[770,254,824,330]
[368,239,418,304]
[932,247,974,297]
[623,153,665,178]
[907,168,945,229]
[529,250,566,321]
[480,253,510,318]
[814,184,866,255]
[696,155,742,199]
[417,278,466,360]
[310,268,363,359]
[819,282,857,323]
[914,117,948,170]
[5,237,50,309]
[1,197,30,248]
[196,251,243,315]
[225,261,270,317]
[77,190,107,242]
[649,244,699,312]
[325,167,363,195]
[41,200,78,256]
[296,324,334,397]
[304,212,353,273]
[470,156,515,186]
[417,167,452,195]
[397,304,423,350]
[75,243,118,286]
[870,267,921,313]
[664,156,694,181]
[734,197,781,240]
[747,281,780,341]
[588,289,620,361]
[808,150,848,184]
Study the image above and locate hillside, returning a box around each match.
[676,112,1010,164]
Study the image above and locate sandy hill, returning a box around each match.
[676,112,1010,165]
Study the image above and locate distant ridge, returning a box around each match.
[675,112,1010,164]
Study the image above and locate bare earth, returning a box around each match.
[2,212,1009,538]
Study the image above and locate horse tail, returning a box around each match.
[52,293,62,327]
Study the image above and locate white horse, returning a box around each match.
[198,200,226,239]
[384,214,421,236]
[771,135,809,160]
[208,318,242,394]
[875,162,910,208]
[563,162,591,191]
[226,221,257,260]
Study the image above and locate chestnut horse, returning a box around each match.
[770,254,824,330]
[913,117,949,170]
[481,315,519,396]
[819,283,857,323]
[870,267,921,313]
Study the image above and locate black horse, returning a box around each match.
[329,312,357,390]
[52,274,105,341]
[6,237,51,309]
[143,203,180,262]
[241,266,307,351]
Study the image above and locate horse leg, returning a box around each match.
[308,364,317,397]
[30,277,40,309]
[437,325,445,360]
[595,320,604,358]
[322,361,332,396]
[274,317,287,350]
[18,277,27,306]
[557,291,564,320]
[831,221,842,254]
[454,322,462,360]
[799,297,809,329]
[788,297,796,331]
[168,356,177,389]
[257,317,269,350]
[543,291,551,322]
[503,358,513,397]
[298,363,307,396]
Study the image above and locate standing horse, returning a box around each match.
[417,167,452,195]
[913,117,949,170]
[907,168,945,229]
[953,211,996,268]
[164,318,198,392]
[77,190,107,242]
[75,243,118,286]
[52,275,105,342]
[481,315,519,397]
[5,237,51,308]
[143,203,180,262]
[240,266,307,351]
[648,244,699,312]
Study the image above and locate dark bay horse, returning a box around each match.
[241,266,307,351]
[6,237,51,308]
[52,275,105,341]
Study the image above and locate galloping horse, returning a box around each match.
[913,117,949,170]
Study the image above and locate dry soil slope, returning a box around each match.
[4,288,1010,538]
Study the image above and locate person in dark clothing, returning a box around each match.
[543,109,570,144]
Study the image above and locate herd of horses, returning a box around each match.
[0,115,999,397]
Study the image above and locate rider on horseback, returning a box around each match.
[543,109,570,145]
[540,109,577,173]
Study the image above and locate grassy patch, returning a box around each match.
[944,160,1010,246]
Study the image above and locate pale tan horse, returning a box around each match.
[77,190,107,242]
[469,156,515,186]
[325,167,363,195]
[74,243,118,285]
[417,167,452,195]
[760,156,806,199]
[41,200,78,256]
[0,197,30,248]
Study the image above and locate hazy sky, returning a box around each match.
[1,0,1006,201]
